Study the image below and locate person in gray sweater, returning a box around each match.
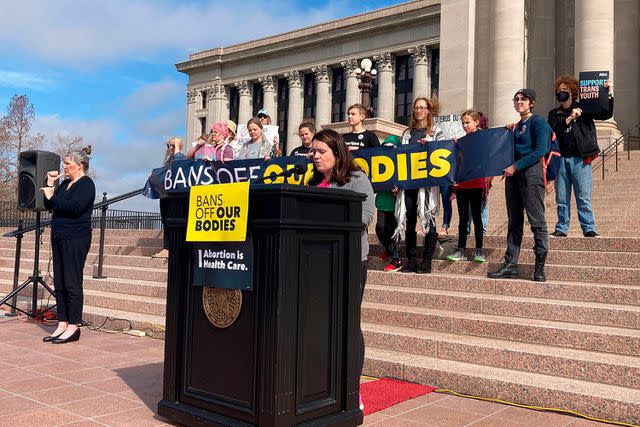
[307,129,374,411]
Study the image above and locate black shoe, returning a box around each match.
[487,261,519,279]
[533,253,547,282]
[401,260,417,273]
[52,328,81,344]
[584,231,599,238]
[417,258,431,274]
[550,230,567,238]
[43,333,63,342]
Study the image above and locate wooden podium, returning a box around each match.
[158,184,365,426]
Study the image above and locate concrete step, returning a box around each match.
[366,270,640,307]
[0,262,167,284]
[364,283,640,329]
[362,322,640,389]
[367,257,640,286]
[0,241,162,257]
[84,289,166,317]
[361,301,640,356]
[364,347,640,426]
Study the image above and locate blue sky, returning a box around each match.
[0,0,403,211]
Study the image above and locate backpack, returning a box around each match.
[532,117,561,192]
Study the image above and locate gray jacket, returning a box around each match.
[329,170,375,261]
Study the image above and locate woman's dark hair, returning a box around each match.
[247,117,263,129]
[553,75,580,102]
[461,109,489,129]
[308,129,359,186]
[298,118,316,133]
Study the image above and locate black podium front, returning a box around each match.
[158,184,365,426]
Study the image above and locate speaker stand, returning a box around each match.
[0,212,56,319]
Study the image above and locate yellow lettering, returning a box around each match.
[262,164,284,184]
[429,149,452,178]
[410,151,429,179]
[371,155,395,183]
[397,154,408,181]
[353,158,369,176]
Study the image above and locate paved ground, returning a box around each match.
[0,315,612,426]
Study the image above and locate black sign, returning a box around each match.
[192,237,253,290]
[578,70,609,114]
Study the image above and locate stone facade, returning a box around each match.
[177,0,640,153]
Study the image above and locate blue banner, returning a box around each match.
[145,127,513,197]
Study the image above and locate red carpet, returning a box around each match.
[359,378,437,416]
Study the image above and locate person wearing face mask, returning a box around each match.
[547,75,614,238]
[488,89,551,282]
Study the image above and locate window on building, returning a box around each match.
[199,117,207,136]
[394,54,414,125]
[331,67,346,123]
[303,73,316,119]
[201,90,207,109]
[277,77,288,150]
[252,82,264,117]
[229,86,240,125]
[430,48,440,97]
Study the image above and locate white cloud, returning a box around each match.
[0,0,357,68]
[0,70,56,90]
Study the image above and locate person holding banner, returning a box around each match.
[290,119,315,157]
[447,110,491,263]
[237,118,275,160]
[343,103,380,151]
[307,129,374,411]
[488,89,550,282]
[376,135,403,271]
[395,96,445,274]
[257,109,282,156]
[547,76,613,238]
[186,122,234,162]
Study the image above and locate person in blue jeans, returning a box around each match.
[547,75,613,238]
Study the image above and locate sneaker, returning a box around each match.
[550,230,567,238]
[472,249,486,263]
[446,248,467,262]
[584,231,600,238]
[383,259,403,272]
[378,250,391,262]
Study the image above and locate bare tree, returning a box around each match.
[0,95,44,201]
[49,135,85,158]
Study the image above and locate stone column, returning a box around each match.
[614,0,639,135]
[372,52,394,121]
[312,65,331,128]
[208,83,228,123]
[236,81,252,127]
[285,70,304,152]
[342,58,360,117]
[575,0,619,142]
[527,0,556,114]
[409,45,432,101]
[259,76,277,118]
[489,0,525,126]
[186,88,198,146]
[438,0,475,114]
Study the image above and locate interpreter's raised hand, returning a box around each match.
[46,171,60,186]
[503,164,516,178]
[40,186,55,200]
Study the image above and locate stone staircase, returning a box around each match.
[0,150,638,425]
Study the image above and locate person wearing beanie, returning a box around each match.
[488,89,551,282]
[375,135,403,272]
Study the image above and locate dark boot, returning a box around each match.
[487,260,519,279]
[533,252,547,282]
[402,258,418,273]
[418,232,438,274]
[402,242,418,273]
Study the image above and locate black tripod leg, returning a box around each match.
[0,277,38,316]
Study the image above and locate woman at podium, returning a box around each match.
[307,129,374,409]
[41,146,95,344]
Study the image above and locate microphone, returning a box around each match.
[254,163,308,184]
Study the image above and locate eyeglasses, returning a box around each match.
[513,97,528,103]
[258,114,268,119]
[413,106,428,111]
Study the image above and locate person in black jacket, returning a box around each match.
[547,75,613,238]
[41,146,96,344]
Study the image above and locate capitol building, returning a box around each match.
[176,0,639,154]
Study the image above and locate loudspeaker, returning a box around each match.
[18,150,61,211]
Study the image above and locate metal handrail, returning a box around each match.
[3,187,146,288]
[599,133,628,180]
